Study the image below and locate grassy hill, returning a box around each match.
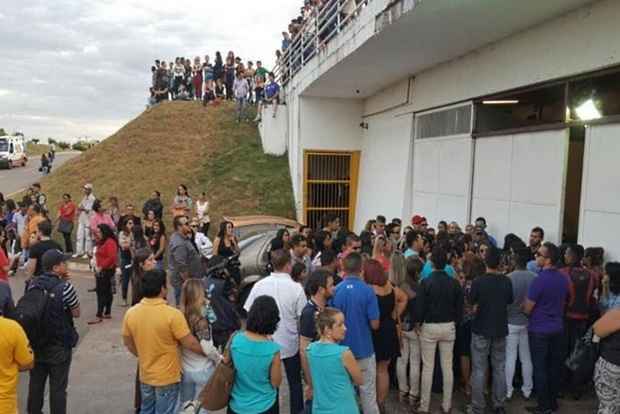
[34,101,295,232]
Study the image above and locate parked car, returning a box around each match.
[220,215,300,305]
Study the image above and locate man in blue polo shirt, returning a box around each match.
[332,252,380,414]
[255,72,280,122]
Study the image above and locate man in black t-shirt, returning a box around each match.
[469,246,514,414]
[27,220,62,278]
[299,269,335,408]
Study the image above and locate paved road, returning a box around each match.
[0,152,80,197]
[7,267,598,414]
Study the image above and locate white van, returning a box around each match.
[0,135,28,169]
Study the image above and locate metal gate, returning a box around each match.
[304,151,360,230]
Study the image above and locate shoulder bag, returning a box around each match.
[198,331,239,410]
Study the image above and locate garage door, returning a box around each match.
[579,123,620,260]
[471,129,569,246]
[411,104,474,228]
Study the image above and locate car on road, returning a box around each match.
[0,135,28,169]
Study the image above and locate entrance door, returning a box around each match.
[471,129,569,245]
[579,123,620,260]
[303,151,360,230]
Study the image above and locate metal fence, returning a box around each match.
[274,0,371,86]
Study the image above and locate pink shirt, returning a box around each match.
[90,213,116,234]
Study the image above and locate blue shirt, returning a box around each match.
[265,82,280,99]
[332,275,379,359]
[527,260,542,274]
[420,261,456,280]
[527,268,569,334]
[600,293,620,313]
[307,342,359,414]
[230,332,280,413]
[404,249,419,259]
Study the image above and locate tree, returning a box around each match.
[31,138,40,145]
[0,128,6,136]
[48,138,57,145]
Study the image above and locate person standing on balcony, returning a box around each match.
[282,31,291,51]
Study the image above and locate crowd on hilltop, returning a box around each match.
[148,52,281,122]
[1,183,620,414]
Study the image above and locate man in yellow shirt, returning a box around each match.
[122,269,204,414]
[0,315,34,414]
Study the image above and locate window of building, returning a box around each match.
[416,104,472,139]
[474,84,565,135]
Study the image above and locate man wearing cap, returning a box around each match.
[411,215,428,232]
[74,183,96,258]
[27,249,80,414]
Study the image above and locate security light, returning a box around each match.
[575,99,602,121]
[482,100,519,105]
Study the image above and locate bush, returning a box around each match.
[57,141,71,150]
[71,141,90,152]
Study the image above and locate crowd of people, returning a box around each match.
[1,183,620,414]
[276,0,369,80]
[148,53,281,122]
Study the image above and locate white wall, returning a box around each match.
[472,130,568,246]
[363,78,411,116]
[411,0,620,112]
[579,124,620,261]
[258,105,288,155]
[288,96,364,223]
[411,135,473,229]
[355,110,413,231]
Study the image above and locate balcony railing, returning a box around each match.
[274,0,371,86]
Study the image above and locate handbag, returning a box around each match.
[565,327,600,386]
[198,331,238,410]
[57,218,74,234]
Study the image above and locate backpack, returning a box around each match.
[12,277,65,350]
[567,267,595,319]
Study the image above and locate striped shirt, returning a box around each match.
[62,282,80,311]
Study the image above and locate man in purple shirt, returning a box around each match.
[524,242,569,414]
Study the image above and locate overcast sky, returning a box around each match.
[0,0,299,142]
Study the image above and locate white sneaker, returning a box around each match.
[72,253,79,258]
[82,254,89,259]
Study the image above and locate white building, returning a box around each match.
[259,0,620,260]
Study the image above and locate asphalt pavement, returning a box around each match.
[0,152,80,197]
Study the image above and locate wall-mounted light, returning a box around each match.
[482,100,519,105]
[575,98,602,121]
[359,122,369,129]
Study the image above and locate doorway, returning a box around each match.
[303,150,360,230]
[562,126,585,243]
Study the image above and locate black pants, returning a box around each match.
[96,269,114,317]
[27,355,72,414]
[282,353,304,414]
[530,331,565,411]
[61,232,73,253]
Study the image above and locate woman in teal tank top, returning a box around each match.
[304,308,363,414]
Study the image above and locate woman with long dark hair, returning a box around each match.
[213,221,239,258]
[214,51,224,82]
[147,219,166,270]
[224,57,236,100]
[89,223,118,324]
[118,217,135,306]
[311,230,333,270]
[171,184,192,217]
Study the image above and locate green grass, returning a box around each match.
[25,142,51,156]
[198,105,295,221]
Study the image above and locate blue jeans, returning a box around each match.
[180,367,215,413]
[471,334,506,413]
[282,353,304,414]
[529,331,565,411]
[121,256,132,301]
[140,382,180,414]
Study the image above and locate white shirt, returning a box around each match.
[195,200,209,223]
[78,193,96,225]
[195,232,213,258]
[243,272,306,359]
[12,212,27,235]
